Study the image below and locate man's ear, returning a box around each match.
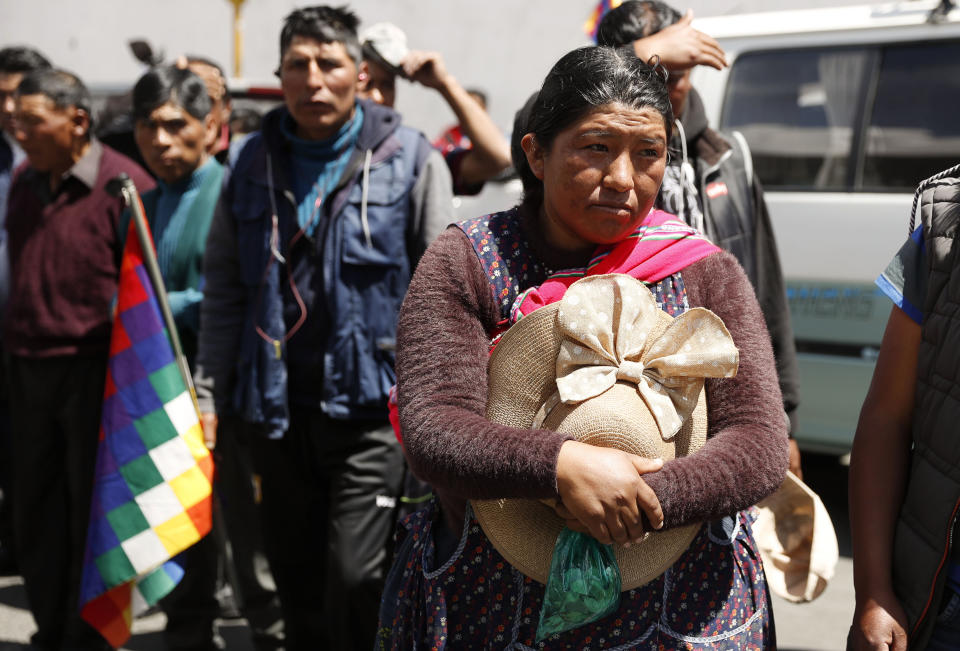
[520,133,545,181]
[203,112,219,151]
[71,107,91,139]
[357,60,370,91]
[220,99,232,129]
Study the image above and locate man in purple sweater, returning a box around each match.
[3,68,154,650]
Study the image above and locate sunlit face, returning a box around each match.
[666,68,692,120]
[522,103,668,252]
[279,36,358,140]
[357,59,396,108]
[0,72,24,134]
[134,101,215,184]
[13,93,87,174]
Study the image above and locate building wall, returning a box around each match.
[1,0,867,138]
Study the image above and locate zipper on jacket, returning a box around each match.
[912,498,960,638]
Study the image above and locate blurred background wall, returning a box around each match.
[0,0,873,139]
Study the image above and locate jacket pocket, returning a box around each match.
[232,187,273,288]
[340,156,411,268]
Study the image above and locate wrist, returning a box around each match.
[632,39,656,63]
[438,72,464,99]
[853,567,895,600]
[555,439,584,496]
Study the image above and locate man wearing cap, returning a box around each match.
[195,6,454,649]
[4,67,154,650]
[358,22,511,196]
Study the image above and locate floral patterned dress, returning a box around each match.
[377,209,775,650]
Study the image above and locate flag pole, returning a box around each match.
[112,174,200,413]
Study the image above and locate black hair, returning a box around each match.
[513,46,673,209]
[17,68,94,131]
[279,5,361,67]
[466,87,488,108]
[182,54,231,102]
[132,65,213,123]
[229,107,263,134]
[595,0,683,47]
[0,46,51,75]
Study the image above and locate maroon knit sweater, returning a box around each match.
[396,225,789,534]
[4,144,155,357]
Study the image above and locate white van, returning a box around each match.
[691,1,960,454]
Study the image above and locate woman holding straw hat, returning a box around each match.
[377,46,789,649]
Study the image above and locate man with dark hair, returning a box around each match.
[195,5,454,649]
[130,65,224,651]
[0,45,51,576]
[131,64,284,651]
[597,0,802,476]
[0,47,50,227]
[4,67,154,650]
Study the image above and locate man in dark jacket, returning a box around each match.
[4,67,155,650]
[194,6,454,649]
[597,0,802,475]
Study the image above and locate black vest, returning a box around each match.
[890,174,960,648]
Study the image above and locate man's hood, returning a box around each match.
[677,88,709,147]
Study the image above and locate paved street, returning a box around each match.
[1,454,854,650]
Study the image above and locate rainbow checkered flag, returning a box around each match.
[584,0,623,41]
[79,218,213,648]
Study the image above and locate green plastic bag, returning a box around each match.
[535,528,621,641]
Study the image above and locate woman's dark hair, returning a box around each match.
[279,5,361,67]
[595,0,683,47]
[512,46,673,209]
[132,66,212,123]
[17,68,94,132]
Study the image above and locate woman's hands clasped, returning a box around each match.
[554,440,664,546]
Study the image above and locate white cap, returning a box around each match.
[360,22,409,73]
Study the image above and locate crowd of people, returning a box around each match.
[0,1,958,650]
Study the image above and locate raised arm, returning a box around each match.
[848,306,918,651]
[630,10,727,72]
[403,51,511,186]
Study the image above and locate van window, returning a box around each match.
[720,39,960,192]
[721,47,875,190]
[861,41,960,191]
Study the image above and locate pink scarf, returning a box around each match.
[510,210,719,322]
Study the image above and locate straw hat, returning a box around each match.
[473,274,739,590]
[753,471,839,603]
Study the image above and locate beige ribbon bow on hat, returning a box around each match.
[553,275,739,438]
